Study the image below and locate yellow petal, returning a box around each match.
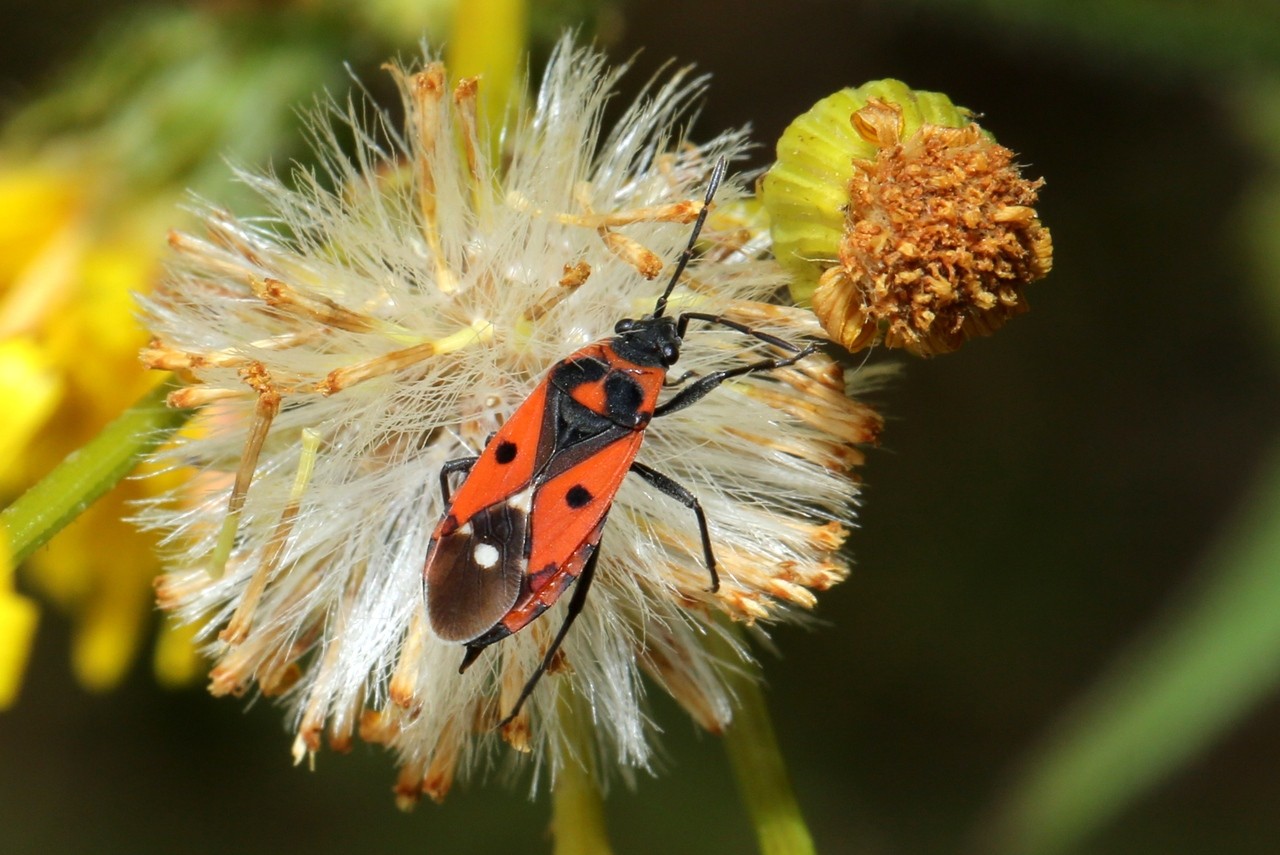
[72,585,146,692]
[0,536,40,711]
[153,616,203,688]
[0,592,39,710]
[44,239,156,427]
[29,489,160,691]
[75,238,159,354]
[0,340,62,491]
[0,167,80,284]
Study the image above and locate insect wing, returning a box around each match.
[527,429,642,582]
[489,430,641,641]
[493,518,606,639]
[445,382,550,524]
[425,501,528,642]
[425,383,554,643]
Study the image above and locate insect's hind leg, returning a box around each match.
[439,456,479,505]
[629,461,719,593]
[496,545,602,728]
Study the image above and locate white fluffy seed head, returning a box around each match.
[137,38,882,803]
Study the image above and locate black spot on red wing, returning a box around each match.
[605,372,645,422]
[495,440,517,464]
[566,484,593,508]
[553,357,609,389]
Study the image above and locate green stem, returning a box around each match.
[721,635,818,855]
[551,686,614,855]
[1,379,189,564]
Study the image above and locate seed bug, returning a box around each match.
[423,159,816,724]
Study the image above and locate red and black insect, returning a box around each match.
[423,159,815,723]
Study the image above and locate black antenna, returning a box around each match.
[652,157,728,319]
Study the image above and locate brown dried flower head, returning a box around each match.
[763,81,1053,356]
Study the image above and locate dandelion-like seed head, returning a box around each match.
[764,80,1053,356]
[139,41,881,804]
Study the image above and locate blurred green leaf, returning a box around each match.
[1235,77,1280,356]
[981,440,1280,854]
[906,0,1280,76]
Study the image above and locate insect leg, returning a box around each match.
[497,545,602,728]
[438,456,479,505]
[676,311,803,352]
[629,461,718,593]
[653,344,817,418]
[662,369,698,388]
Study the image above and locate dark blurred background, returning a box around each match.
[3,1,1279,853]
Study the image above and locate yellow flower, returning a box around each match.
[0,2,443,698]
[0,159,197,691]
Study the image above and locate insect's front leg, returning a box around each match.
[653,343,817,419]
[662,369,698,388]
[675,311,801,351]
[438,456,479,506]
[629,461,718,593]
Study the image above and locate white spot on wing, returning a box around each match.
[508,487,534,515]
[473,542,500,569]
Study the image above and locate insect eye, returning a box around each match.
[614,318,636,334]
[661,343,679,365]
